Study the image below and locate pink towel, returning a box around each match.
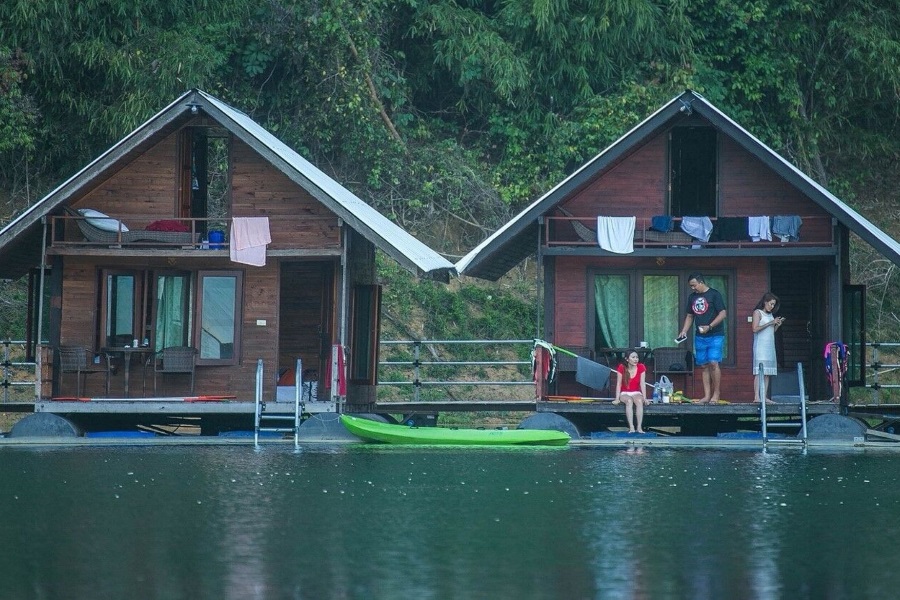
[229,217,271,266]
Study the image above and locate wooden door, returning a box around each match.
[770,262,827,400]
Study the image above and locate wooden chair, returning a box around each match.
[652,347,695,397]
[58,345,111,397]
[153,346,197,396]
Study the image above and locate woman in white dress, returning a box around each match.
[751,292,785,403]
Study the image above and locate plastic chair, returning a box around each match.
[153,346,197,395]
[58,345,111,397]
[652,347,695,397]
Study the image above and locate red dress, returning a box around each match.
[617,363,646,392]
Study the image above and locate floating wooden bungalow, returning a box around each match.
[0,89,453,434]
[457,90,900,412]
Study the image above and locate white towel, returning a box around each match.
[230,217,272,266]
[596,216,635,254]
[748,216,771,241]
[680,216,713,242]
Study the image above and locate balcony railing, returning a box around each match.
[48,212,341,251]
[545,215,834,249]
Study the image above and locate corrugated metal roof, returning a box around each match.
[195,91,454,280]
[0,89,455,281]
[456,90,900,280]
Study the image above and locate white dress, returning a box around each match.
[752,310,777,375]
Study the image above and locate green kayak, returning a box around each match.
[340,415,570,446]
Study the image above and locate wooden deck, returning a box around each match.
[6,397,895,438]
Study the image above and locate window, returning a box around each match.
[99,270,142,348]
[670,127,717,217]
[96,269,241,365]
[196,271,242,365]
[153,272,192,351]
[591,270,733,363]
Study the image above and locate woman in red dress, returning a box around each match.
[614,349,649,434]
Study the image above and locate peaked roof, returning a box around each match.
[0,89,454,281]
[456,89,900,280]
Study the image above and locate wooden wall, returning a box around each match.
[560,125,833,223]
[57,256,283,399]
[77,138,179,226]
[551,255,784,403]
[231,141,341,249]
[563,136,668,216]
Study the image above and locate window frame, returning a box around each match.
[150,270,193,351]
[98,268,144,349]
[668,126,719,218]
[195,270,243,366]
[587,268,736,366]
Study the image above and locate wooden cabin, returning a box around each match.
[458,90,900,404]
[0,89,453,429]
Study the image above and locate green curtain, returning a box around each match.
[594,275,629,349]
[643,275,679,349]
[155,275,189,351]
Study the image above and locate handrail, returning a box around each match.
[254,358,263,447]
[798,362,808,443]
[0,340,40,403]
[294,357,302,450]
[378,339,534,403]
[545,215,834,248]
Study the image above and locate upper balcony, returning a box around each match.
[543,214,836,257]
[46,208,342,258]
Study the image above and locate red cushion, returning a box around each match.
[146,219,191,232]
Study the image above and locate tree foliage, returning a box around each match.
[0,0,898,337]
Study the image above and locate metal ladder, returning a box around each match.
[760,362,808,446]
[254,358,303,449]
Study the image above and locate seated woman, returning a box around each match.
[613,349,649,434]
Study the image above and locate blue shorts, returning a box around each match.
[694,335,724,366]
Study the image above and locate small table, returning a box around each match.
[103,346,154,397]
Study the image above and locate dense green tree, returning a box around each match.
[687,0,900,185]
[0,0,251,178]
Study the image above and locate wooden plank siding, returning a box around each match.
[562,136,668,216]
[543,123,841,402]
[551,253,800,403]
[75,138,179,228]
[48,128,352,402]
[57,256,286,400]
[560,132,832,224]
[231,141,341,249]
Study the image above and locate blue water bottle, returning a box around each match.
[652,386,660,403]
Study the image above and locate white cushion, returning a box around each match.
[77,208,129,232]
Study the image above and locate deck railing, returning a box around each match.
[0,340,39,403]
[864,342,900,403]
[378,339,535,403]
[545,215,834,248]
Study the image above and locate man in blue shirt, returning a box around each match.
[677,273,727,404]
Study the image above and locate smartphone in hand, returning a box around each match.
[674,334,687,344]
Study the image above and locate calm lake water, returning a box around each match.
[2,444,899,599]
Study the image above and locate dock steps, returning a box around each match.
[254,358,303,448]
[759,362,808,445]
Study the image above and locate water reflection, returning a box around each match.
[2,445,900,598]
